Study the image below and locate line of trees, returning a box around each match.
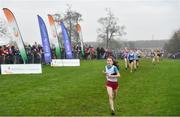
[164,28,180,54]
[61,7,126,49]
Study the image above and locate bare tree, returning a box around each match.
[63,4,83,45]
[97,8,126,48]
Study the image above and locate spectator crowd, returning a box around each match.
[0,42,164,64]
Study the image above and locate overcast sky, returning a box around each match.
[0,0,180,44]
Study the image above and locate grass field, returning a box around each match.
[0,59,180,116]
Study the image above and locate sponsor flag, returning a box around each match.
[48,14,61,59]
[37,15,52,64]
[61,22,73,59]
[3,8,28,63]
[76,23,84,56]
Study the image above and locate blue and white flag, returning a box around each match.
[37,15,52,63]
[61,22,73,59]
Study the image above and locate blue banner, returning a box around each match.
[61,22,73,59]
[37,15,52,64]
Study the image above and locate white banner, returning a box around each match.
[51,59,80,67]
[1,64,42,74]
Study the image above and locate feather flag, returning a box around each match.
[48,14,61,59]
[76,23,84,56]
[37,15,52,64]
[61,22,73,59]
[3,8,28,63]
